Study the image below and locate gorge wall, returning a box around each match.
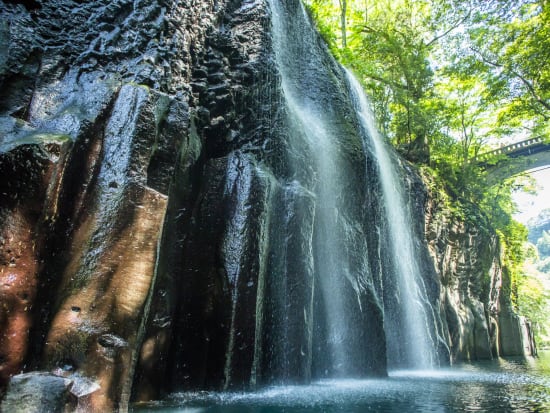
[414,171,536,362]
[0,0,533,411]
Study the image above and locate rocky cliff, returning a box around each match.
[0,0,533,411]
[412,169,536,362]
[1,0,257,410]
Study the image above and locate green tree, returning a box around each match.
[519,243,550,346]
[517,269,550,346]
[339,0,348,48]
[430,72,500,197]
[308,0,473,163]
[346,0,440,162]
[460,0,550,140]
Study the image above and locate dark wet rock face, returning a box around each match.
[0,0,530,411]
[0,0,223,409]
[0,142,64,388]
[417,171,535,362]
[1,0,292,408]
[2,371,101,412]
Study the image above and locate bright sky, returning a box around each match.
[513,168,550,224]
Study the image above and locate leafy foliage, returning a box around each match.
[520,246,550,346]
[306,0,549,163]
[465,0,550,138]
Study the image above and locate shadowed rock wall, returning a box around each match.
[1,0,227,410]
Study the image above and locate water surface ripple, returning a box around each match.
[133,354,550,412]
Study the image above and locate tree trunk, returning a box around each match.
[340,0,347,48]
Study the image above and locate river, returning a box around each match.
[132,352,550,412]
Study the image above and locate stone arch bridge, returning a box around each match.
[478,137,550,183]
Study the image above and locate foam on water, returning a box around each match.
[133,360,550,412]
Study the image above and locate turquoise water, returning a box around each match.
[132,353,550,412]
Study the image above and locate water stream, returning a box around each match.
[268,0,440,373]
[268,0,381,377]
[345,70,440,368]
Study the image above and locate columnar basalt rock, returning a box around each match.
[0,141,67,388]
[420,184,498,361]
[418,170,534,362]
[1,0,226,409]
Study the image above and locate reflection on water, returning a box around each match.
[132,353,550,413]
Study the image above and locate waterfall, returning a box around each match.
[266,0,441,376]
[345,69,439,369]
[168,0,441,390]
[267,0,385,378]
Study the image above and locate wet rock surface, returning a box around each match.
[2,372,72,413]
[1,0,284,407]
[1,0,223,409]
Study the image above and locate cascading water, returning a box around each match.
[167,0,442,392]
[267,0,386,377]
[345,69,440,369]
[268,0,440,372]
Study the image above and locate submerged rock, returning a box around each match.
[2,371,102,412]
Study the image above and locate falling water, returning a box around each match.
[268,0,382,376]
[345,69,438,369]
[269,0,351,373]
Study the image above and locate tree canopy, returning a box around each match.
[306,0,549,166]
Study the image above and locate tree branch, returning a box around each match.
[425,9,471,48]
[472,47,550,113]
[363,73,408,92]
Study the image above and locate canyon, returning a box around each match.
[0,0,535,411]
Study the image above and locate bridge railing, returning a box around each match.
[477,136,545,161]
